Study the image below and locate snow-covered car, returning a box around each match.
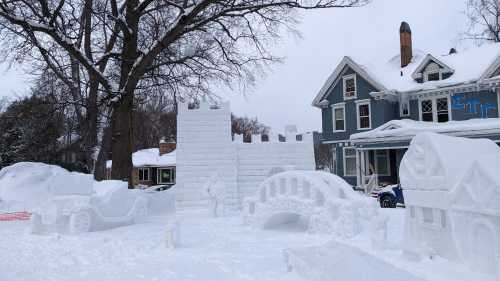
[377,184,404,208]
[30,181,149,235]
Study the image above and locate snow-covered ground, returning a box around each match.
[0,209,332,281]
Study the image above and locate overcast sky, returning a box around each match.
[0,0,469,133]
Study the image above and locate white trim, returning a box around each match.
[343,74,357,100]
[356,100,372,130]
[157,167,175,184]
[374,150,391,177]
[418,94,452,122]
[480,53,500,80]
[332,103,346,132]
[138,167,150,181]
[311,56,387,107]
[343,147,357,177]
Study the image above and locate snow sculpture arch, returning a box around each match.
[244,171,375,235]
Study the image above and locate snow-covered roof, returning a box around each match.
[312,43,500,107]
[351,118,500,143]
[106,148,176,169]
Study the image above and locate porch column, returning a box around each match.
[360,149,366,191]
[356,148,361,187]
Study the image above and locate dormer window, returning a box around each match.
[424,62,441,82]
[343,74,357,99]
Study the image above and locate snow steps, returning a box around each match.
[0,211,31,221]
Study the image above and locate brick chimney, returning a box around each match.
[159,140,176,155]
[400,21,412,68]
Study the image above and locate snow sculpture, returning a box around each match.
[205,172,227,217]
[165,220,181,249]
[243,170,377,235]
[175,100,315,210]
[400,132,500,277]
[31,180,149,235]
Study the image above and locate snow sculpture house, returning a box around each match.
[400,132,500,276]
[174,101,316,210]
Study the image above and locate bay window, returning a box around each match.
[419,96,450,123]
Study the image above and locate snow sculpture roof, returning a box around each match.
[350,118,500,143]
[399,132,499,194]
[106,148,176,168]
[452,154,500,215]
[312,43,500,106]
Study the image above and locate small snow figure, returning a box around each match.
[205,173,226,217]
[165,220,180,249]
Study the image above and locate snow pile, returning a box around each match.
[0,162,93,211]
[244,170,377,236]
[351,118,500,142]
[106,148,175,168]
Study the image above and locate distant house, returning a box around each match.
[106,141,176,188]
[312,21,500,190]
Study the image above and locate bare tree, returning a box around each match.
[465,0,500,43]
[0,0,366,186]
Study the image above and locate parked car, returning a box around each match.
[377,184,404,208]
[30,181,149,235]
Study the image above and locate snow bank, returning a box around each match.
[0,162,93,211]
[286,240,426,281]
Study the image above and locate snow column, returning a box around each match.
[175,101,238,209]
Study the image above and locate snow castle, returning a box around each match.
[174,101,316,210]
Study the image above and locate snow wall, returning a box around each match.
[175,101,315,210]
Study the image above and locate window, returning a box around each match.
[424,62,442,82]
[332,103,345,132]
[420,96,450,123]
[436,97,449,122]
[375,150,390,176]
[343,148,357,177]
[343,74,357,99]
[356,100,371,130]
[400,100,410,117]
[138,168,150,181]
[158,168,175,184]
[421,99,434,121]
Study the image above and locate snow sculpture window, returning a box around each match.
[343,74,357,99]
[158,168,175,184]
[422,207,434,224]
[440,209,446,228]
[138,168,150,181]
[343,148,357,177]
[356,100,371,130]
[332,103,345,132]
[375,150,390,176]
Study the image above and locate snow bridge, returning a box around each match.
[243,171,373,234]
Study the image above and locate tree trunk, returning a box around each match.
[85,78,99,172]
[110,93,134,187]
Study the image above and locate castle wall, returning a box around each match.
[175,101,315,210]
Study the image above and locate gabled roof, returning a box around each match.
[410,54,455,79]
[312,43,500,108]
[311,56,388,107]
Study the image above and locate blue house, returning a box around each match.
[312,22,500,190]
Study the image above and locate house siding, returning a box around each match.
[321,66,397,143]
